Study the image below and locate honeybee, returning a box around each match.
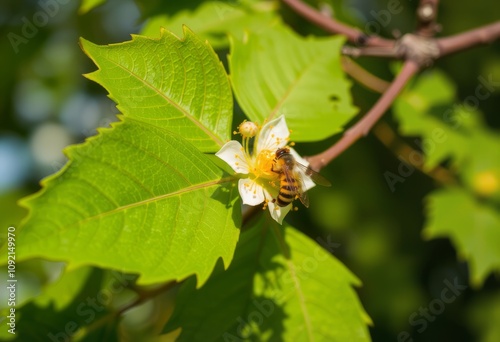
[272,148,331,208]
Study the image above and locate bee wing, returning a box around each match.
[295,162,332,187]
[280,163,309,208]
[296,174,309,208]
[288,166,309,208]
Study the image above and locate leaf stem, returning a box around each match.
[307,61,420,171]
[372,122,457,185]
[82,281,177,336]
[341,57,390,93]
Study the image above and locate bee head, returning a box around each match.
[275,147,290,159]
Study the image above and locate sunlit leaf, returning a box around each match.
[393,70,470,170]
[229,24,357,142]
[79,0,106,14]
[81,27,232,153]
[10,119,241,287]
[395,70,500,286]
[141,0,277,49]
[164,216,371,341]
[423,187,500,286]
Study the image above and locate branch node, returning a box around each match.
[396,34,440,67]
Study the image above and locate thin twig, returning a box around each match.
[82,281,177,336]
[341,58,456,185]
[437,21,500,57]
[341,57,390,93]
[307,61,420,171]
[281,0,395,47]
[342,46,400,59]
[373,122,457,185]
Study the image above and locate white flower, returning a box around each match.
[216,116,314,224]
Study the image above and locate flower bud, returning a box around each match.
[238,121,258,138]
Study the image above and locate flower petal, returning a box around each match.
[238,178,265,206]
[257,115,289,152]
[267,201,292,224]
[215,140,249,174]
[261,189,291,224]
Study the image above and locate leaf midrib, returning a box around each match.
[99,45,225,147]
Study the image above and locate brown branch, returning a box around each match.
[437,21,500,57]
[281,0,395,47]
[307,61,420,171]
[341,58,456,185]
[284,0,500,170]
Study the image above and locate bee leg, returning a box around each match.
[262,199,269,210]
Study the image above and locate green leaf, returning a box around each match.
[11,119,241,286]
[134,0,205,19]
[229,24,357,142]
[394,70,500,285]
[11,268,111,341]
[164,216,371,341]
[79,0,106,14]
[393,70,469,170]
[34,266,93,310]
[393,70,500,196]
[80,27,232,153]
[468,291,500,342]
[423,187,500,286]
[0,189,28,234]
[141,0,277,49]
[459,132,500,203]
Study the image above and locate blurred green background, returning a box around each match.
[1,0,499,341]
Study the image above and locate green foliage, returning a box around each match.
[141,0,277,49]
[81,27,233,153]
[164,217,370,341]
[4,0,500,340]
[79,0,106,14]
[13,268,112,341]
[3,7,372,338]
[394,71,472,169]
[14,119,240,286]
[468,291,500,342]
[229,24,358,141]
[423,188,500,286]
[394,70,500,286]
[33,266,93,310]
